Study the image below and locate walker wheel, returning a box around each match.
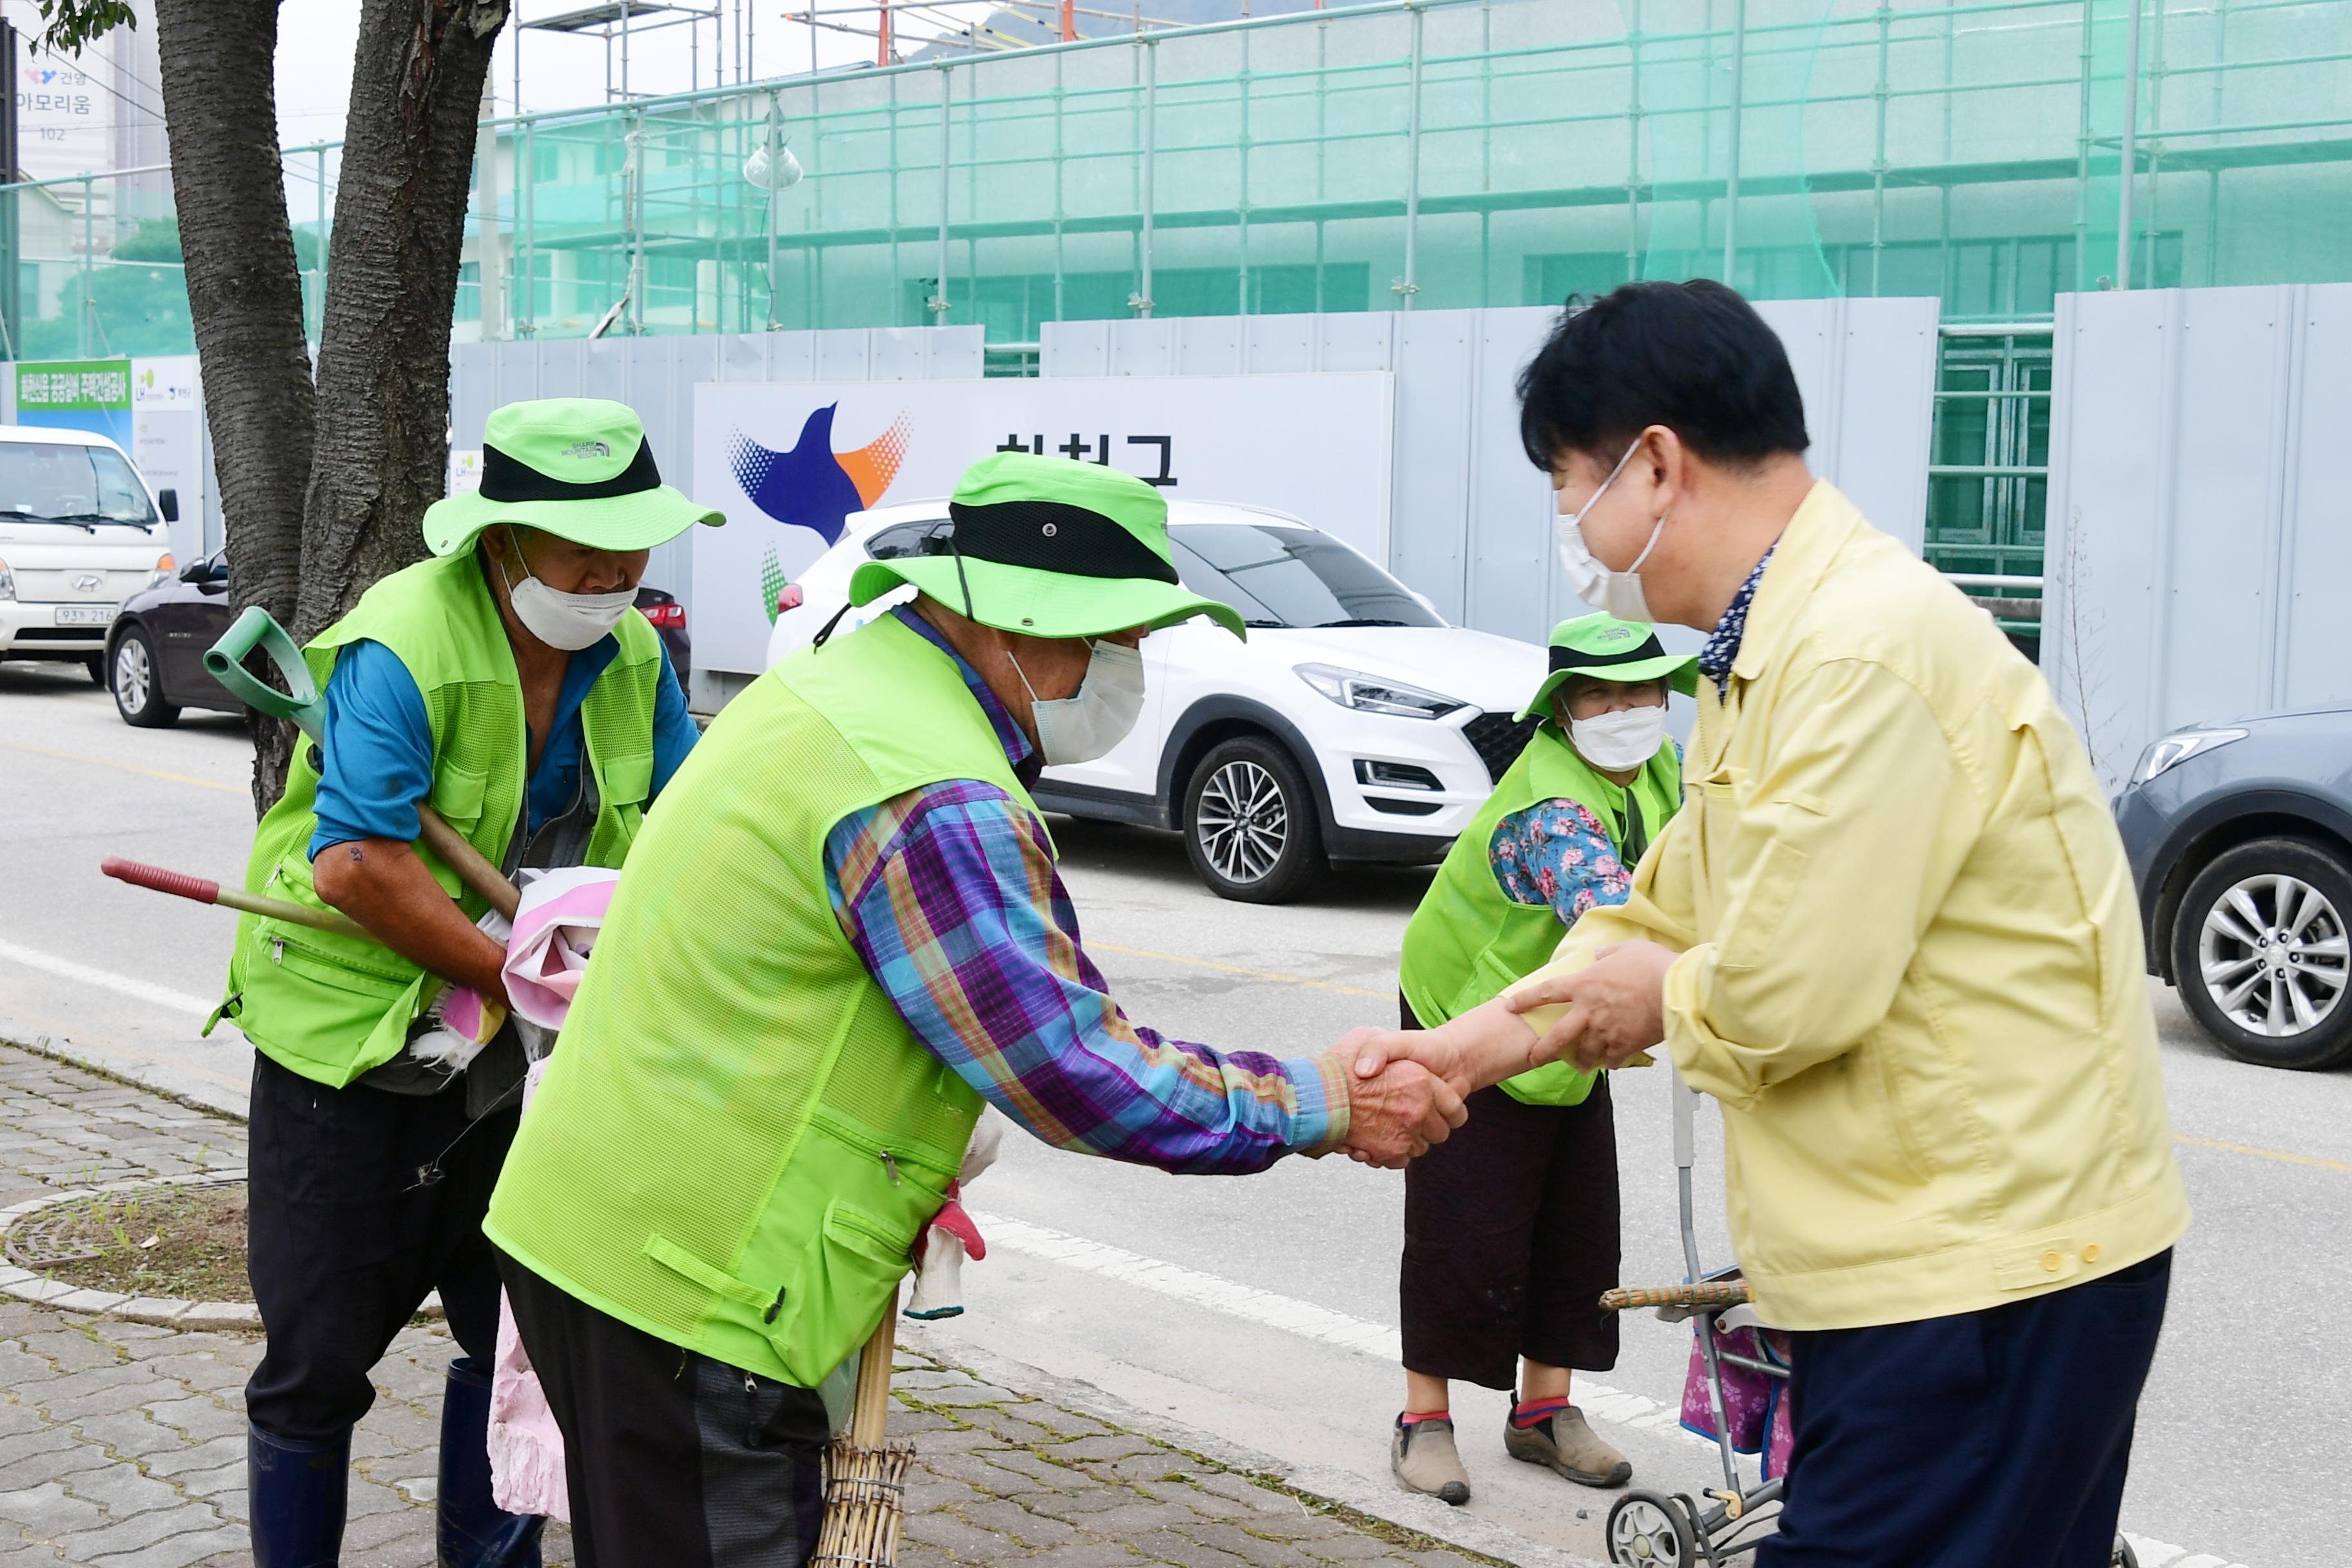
[1605,1489,1696,1568]
[2113,1536,2139,1568]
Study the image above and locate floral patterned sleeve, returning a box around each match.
[1487,798,1634,928]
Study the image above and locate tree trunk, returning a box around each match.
[297,0,507,642]
[152,0,316,816]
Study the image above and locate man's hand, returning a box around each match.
[1502,940,1678,1072]
[1334,1025,1475,1099]
[1337,1056,1465,1169]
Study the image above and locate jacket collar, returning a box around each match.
[894,605,1042,787]
[1729,481,1865,686]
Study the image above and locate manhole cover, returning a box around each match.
[5,1195,116,1269]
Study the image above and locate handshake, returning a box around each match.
[1329,1028,1463,1169]
[1328,939,1681,1168]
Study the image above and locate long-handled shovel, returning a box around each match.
[204,607,520,920]
[101,858,370,941]
[813,1288,913,1567]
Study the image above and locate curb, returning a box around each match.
[900,1319,1609,1568]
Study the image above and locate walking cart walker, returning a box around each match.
[1600,1070,2141,1568]
[1598,1068,1787,1567]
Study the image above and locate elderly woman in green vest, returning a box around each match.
[1388,613,1696,1506]
[216,399,716,1568]
[482,452,1464,1567]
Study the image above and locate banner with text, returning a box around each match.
[690,373,1395,674]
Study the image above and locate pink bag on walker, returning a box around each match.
[1678,1321,1796,1480]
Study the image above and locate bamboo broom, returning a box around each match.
[813,1286,914,1568]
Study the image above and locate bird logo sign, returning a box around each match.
[725,403,911,547]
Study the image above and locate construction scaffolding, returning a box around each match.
[1,0,2346,579]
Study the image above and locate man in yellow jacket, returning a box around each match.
[1349,280,2188,1568]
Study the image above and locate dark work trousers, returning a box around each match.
[1398,996,1622,1391]
[498,1250,830,1568]
[1759,1248,2173,1568]
[245,1051,518,1440]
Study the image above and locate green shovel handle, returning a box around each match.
[205,606,326,743]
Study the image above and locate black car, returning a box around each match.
[2112,704,2352,1070]
[106,549,694,728]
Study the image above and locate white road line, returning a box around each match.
[0,936,216,1019]
[970,1208,2259,1568]
[974,1208,1695,1436]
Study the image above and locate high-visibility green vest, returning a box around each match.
[216,549,666,1089]
[1398,723,1681,1106]
[485,611,1034,1387]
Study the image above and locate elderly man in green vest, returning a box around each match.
[484,451,1465,1566]
[217,399,716,1568]
[1389,612,1696,1505]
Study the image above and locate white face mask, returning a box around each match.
[1569,703,1668,772]
[1556,440,1667,623]
[496,529,635,651]
[1010,639,1146,766]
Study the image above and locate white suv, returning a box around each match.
[765,500,1546,902]
[0,426,179,683]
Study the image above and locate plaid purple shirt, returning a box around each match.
[821,609,1349,1174]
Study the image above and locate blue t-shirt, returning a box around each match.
[308,636,699,860]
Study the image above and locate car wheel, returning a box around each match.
[2170,836,2352,1070]
[84,652,106,687]
[111,628,180,729]
[1182,736,1325,904]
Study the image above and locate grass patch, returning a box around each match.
[12,1182,250,1302]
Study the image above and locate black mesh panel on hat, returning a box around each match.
[943,500,1178,584]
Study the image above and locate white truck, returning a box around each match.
[0,425,180,683]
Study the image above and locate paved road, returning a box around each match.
[3,661,2344,1567]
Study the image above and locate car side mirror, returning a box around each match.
[179,559,209,583]
[157,488,179,523]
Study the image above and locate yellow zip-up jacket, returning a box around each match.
[1513,482,2190,1331]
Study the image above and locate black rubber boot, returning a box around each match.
[248,1422,350,1568]
[437,1357,545,1568]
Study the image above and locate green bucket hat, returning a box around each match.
[1517,612,1700,722]
[422,397,723,557]
[847,451,1245,640]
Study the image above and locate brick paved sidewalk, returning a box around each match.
[0,1043,1506,1568]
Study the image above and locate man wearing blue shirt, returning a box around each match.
[218,398,719,1568]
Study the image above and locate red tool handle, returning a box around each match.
[102,858,222,907]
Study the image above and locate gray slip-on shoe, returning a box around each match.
[1504,1404,1632,1489]
[1391,1416,1472,1505]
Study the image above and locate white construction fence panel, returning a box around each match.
[684,373,1396,674]
[2043,284,2352,790]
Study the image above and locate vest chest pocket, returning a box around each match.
[429,761,489,833]
[596,750,654,810]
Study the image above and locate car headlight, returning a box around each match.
[0,558,13,602]
[2133,727,2247,784]
[1293,662,1465,720]
[147,553,175,591]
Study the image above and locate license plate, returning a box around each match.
[54,603,115,627]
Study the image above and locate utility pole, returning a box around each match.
[879,0,894,65]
